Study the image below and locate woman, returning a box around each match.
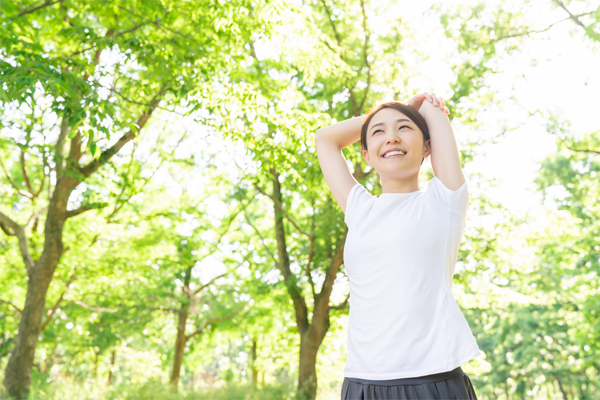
[315,92,481,400]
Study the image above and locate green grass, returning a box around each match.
[21,379,297,400]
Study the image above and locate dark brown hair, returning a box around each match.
[360,101,430,153]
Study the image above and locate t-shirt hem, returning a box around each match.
[343,348,483,380]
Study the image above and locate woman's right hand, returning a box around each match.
[408,92,450,115]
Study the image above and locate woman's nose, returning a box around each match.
[387,135,400,143]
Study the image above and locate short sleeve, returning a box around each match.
[344,183,373,229]
[425,176,469,227]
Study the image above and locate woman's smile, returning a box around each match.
[381,151,406,159]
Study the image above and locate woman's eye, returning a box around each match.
[373,129,383,135]
[399,125,410,130]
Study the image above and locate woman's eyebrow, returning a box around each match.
[370,118,412,132]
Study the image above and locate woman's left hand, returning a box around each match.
[408,92,450,115]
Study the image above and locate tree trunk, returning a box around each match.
[297,327,324,400]
[106,349,117,385]
[268,167,346,400]
[169,265,192,389]
[2,101,159,397]
[94,348,101,379]
[3,277,54,398]
[3,186,69,398]
[556,376,568,400]
[568,385,574,400]
[169,308,189,388]
[251,338,258,388]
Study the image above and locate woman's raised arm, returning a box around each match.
[314,115,365,213]
[413,93,465,191]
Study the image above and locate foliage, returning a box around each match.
[1,0,599,399]
[25,375,297,400]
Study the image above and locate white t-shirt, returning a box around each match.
[343,176,482,380]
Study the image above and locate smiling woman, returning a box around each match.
[359,103,431,194]
[315,93,481,400]
[360,102,430,165]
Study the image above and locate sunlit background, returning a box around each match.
[1,0,599,399]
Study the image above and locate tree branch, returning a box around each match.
[329,293,349,310]
[0,220,12,236]
[314,230,347,319]
[271,168,309,334]
[236,189,279,266]
[20,147,34,197]
[553,0,588,29]
[70,22,155,57]
[5,0,64,21]
[25,206,48,231]
[253,182,312,238]
[65,203,107,219]
[132,305,181,313]
[0,212,35,273]
[357,0,372,113]
[318,0,360,115]
[34,151,48,198]
[306,213,316,300]
[0,298,22,314]
[40,290,66,332]
[205,207,243,255]
[115,4,194,43]
[352,161,373,181]
[564,145,600,155]
[185,305,245,341]
[55,117,70,172]
[68,131,83,164]
[493,13,592,42]
[78,92,163,180]
[40,274,76,332]
[69,299,118,313]
[496,22,558,41]
[193,272,228,295]
[319,232,346,297]
[115,21,154,37]
[0,154,34,198]
[320,0,343,48]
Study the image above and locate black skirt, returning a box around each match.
[341,367,478,400]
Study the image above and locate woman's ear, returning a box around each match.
[423,139,431,158]
[362,149,372,166]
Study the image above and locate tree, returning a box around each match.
[138,199,251,389]
[437,1,600,397]
[0,0,269,396]
[207,0,499,397]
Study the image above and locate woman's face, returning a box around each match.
[362,107,431,180]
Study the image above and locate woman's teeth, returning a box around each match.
[383,151,405,158]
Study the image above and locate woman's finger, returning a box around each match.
[430,93,438,107]
[438,96,446,110]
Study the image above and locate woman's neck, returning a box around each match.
[380,176,421,194]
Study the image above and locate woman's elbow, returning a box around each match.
[314,128,326,144]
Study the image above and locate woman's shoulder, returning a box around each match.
[344,183,376,228]
[422,175,469,218]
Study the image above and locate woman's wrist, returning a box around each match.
[418,100,448,121]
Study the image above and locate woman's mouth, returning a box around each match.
[382,150,406,158]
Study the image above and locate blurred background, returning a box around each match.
[0,0,599,399]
